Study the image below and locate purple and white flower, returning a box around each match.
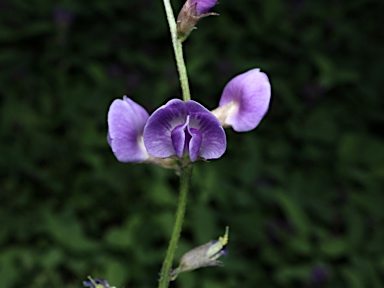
[107,69,270,166]
[107,97,226,165]
[212,68,271,132]
[143,99,226,162]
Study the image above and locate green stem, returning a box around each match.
[162,0,191,101]
[158,2,193,287]
[158,165,193,288]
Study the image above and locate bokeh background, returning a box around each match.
[1,0,384,287]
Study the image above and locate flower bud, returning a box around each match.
[177,0,218,41]
[83,276,116,288]
[171,227,229,280]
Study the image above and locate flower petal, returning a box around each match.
[107,97,149,162]
[219,68,271,132]
[171,116,190,158]
[144,99,187,158]
[190,0,218,14]
[186,101,226,160]
[188,127,202,162]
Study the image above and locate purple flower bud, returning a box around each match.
[190,0,218,14]
[177,0,218,40]
[107,96,149,162]
[143,99,226,162]
[212,69,271,132]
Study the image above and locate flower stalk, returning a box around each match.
[162,0,191,101]
[158,165,193,288]
[105,0,272,286]
[158,2,194,285]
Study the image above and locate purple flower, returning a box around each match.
[212,69,271,132]
[107,96,149,162]
[143,99,226,162]
[190,0,218,15]
[107,97,225,166]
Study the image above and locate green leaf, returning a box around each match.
[320,238,348,258]
[275,190,310,238]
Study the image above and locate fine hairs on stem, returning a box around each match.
[162,0,191,102]
[158,1,193,287]
[158,165,193,288]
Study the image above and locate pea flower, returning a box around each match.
[177,0,218,40]
[143,99,226,163]
[171,227,229,280]
[107,97,226,166]
[212,68,271,132]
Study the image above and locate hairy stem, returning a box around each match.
[158,165,193,288]
[158,1,193,287]
[162,0,191,101]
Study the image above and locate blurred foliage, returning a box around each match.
[1,0,384,287]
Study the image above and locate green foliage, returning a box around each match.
[1,0,383,287]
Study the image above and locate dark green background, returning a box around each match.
[1,0,383,287]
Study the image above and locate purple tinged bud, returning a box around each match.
[107,96,150,162]
[190,0,218,14]
[212,68,271,132]
[177,0,218,40]
[143,99,226,162]
[171,227,229,280]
